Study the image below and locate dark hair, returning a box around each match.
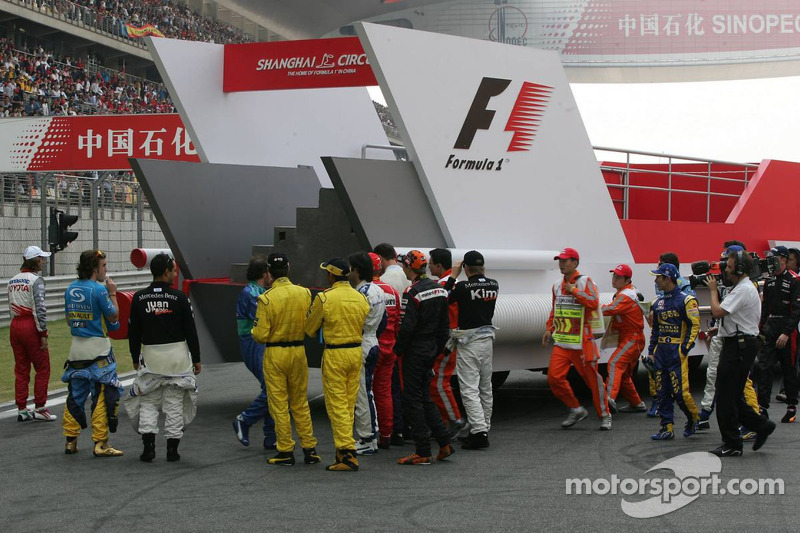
[659,252,680,269]
[728,251,753,276]
[269,265,289,279]
[77,249,106,280]
[150,253,174,278]
[246,256,269,282]
[21,258,40,271]
[348,252,373,282]
[723,240,747,251]
[429,248,452,270]
[373,243,397,261]
[789,248,800,266]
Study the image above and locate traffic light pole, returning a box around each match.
[48,206,56,277]
[92,173,107,251]
[40,181,49,255]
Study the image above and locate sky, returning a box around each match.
[369,75,800,165]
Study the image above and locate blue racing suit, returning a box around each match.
[649,276,696,399]
[648,286,701,428]
[62,278,122,442]
[236,282,275,444]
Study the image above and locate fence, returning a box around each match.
[0,172,168,278]
[0,269,152,327]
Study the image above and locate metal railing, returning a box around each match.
[1,172,166,278]
[0,269,152,327]
[360,144,409,159]
[594,147,759,223]
[6,0,254,46]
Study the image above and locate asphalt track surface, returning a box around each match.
[2,363,797,533]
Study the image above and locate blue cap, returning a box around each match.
[768,245,789,258]
[650,263,679,280]
[722,245,744,259]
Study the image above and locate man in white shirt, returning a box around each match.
[707,249,775,457]
[374,243,410,296]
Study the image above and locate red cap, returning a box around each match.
[368,252,382,275]
[554,247,580,260]
[610,264,633,278]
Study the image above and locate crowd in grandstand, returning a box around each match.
[24,0,253,44]
[0,37,172,117]
[0,0,260,118]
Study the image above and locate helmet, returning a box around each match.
[403,249,427,271]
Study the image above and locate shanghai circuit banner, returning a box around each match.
[0,114,199,172]
[223,37,378,92]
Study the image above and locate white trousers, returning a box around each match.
[456,335,494,434]
[138,384,186,439]
[701,335,723,412]
[354,343,379,440]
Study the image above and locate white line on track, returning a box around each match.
[0,377,136,420]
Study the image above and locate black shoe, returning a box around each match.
[753,420,777,451]
[390,432,405,446]
[776,390,787,403]
[139,433,156,463]
[166,438,181,462]
[709,445,743,457]
[781,406,796,423]
[461,432,490,450]
[268,451,296,466]
[303,448,321,465]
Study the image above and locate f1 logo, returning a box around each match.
[455,77,553,152]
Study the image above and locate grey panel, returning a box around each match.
[130,159,320,279]
[249,188,367,289]
[188,282,242,365]
[322,157,446,249]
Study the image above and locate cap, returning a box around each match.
[267,252,288,268]
[768,245,789,258]
[320,258,350,276]
[650,263,679,280]
[23,245,51,260]
[402,250,427,271]
[554,247,579,261]
[722,245,744,259]
[368,252,382,274]
[610,264,633,278]
[463,250,484,267]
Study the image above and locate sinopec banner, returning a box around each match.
[0,114,199,172]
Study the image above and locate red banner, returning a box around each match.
[223,37,377,92]
[1,114,200,172]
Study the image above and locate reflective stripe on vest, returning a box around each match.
[552,277,589,349]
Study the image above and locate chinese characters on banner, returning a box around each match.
[3,114,200,172]
[557,0,800,56]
